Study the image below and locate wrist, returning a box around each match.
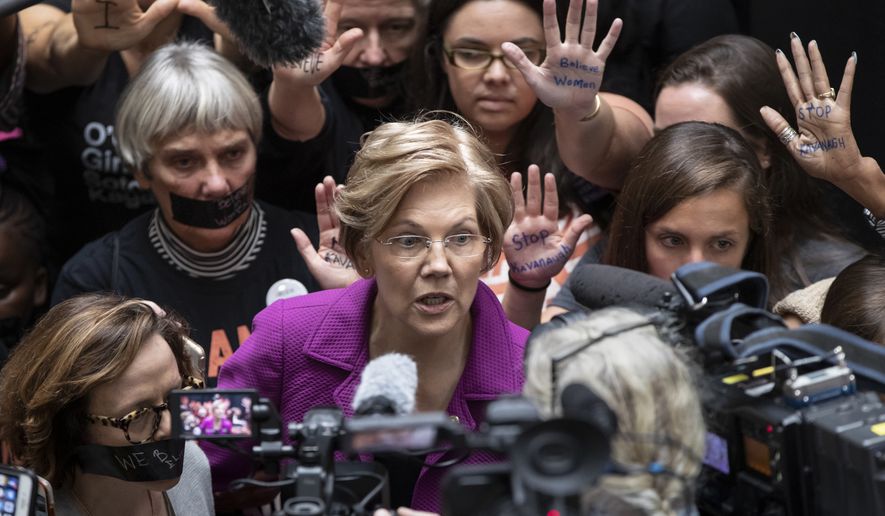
[508,271,551,293]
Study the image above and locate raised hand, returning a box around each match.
[272,0,363,87]
[500,0,620,113]
[176,0,236,43]
[71,0,178,51]
[291,176,360,290]
[503,165,592,289]
[759,34,865,185]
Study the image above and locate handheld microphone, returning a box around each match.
[352,353,417,416]
[208,0,325,67]
[568,264,682,311]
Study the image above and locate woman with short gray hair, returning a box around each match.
[53,41,318,388]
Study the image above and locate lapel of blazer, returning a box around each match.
[303,278,377,418]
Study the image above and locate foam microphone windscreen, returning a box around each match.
[352,353,418,416]
[208,0,325,67]
[569,264,680,311]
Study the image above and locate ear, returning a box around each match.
[32,266,48,308]
[353,243,374,278]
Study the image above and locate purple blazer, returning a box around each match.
[206,278,529,512]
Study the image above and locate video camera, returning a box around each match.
[567,261,885,516]
[169,387,613,516]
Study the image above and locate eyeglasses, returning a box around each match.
[443,46,545,70]
[85,375,203,444]
[376,234,491,259]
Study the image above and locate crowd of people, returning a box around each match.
[1,0,884,514]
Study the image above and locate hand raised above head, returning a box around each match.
[272,0,363,88]
[292,176,360,290]
[71,0,178,51]
[503,165,592,290]
[760,35,865,186]
[500,0,621,113]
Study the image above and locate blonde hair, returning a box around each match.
[524,307,706,515]
[336,116,513,273]
[0,294,201,487]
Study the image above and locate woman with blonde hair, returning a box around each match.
[0,293,212,515]
[524,306,706,515]
[211,116,588,512]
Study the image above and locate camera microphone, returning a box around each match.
[352,353,417,416]
[569,264,682,311]
[208,0,325,67]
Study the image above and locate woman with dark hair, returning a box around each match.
[604,122,774,281]
[548,121,776,316]
[0,293,212,515]
[404,0,652,312]
[410,0,650,203]
[821,255,885,345]
[654,34,881,295]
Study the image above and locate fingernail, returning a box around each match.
[790,31,799,40]
[852,51,858,63]
[810,39,817,48]
[775,48,783,55]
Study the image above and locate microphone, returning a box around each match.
[352,353,417,416]
[208,0,325,67]
[568,264,681,311]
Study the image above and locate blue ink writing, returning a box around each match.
[507,244,572,273]
[553,76,596,89]
[798,103,831,121]
[512,230,550,251]
[799,137,845,156]
[559,58,600,73]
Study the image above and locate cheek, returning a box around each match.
[643,237,679,280]
[445,70,473,112]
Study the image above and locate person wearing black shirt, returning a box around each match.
[53,41,318,386]
[255,0,420,213]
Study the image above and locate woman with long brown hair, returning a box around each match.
[0,293,211,515]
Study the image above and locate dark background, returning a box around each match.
[734,0,885,164]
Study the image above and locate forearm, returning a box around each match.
[21,6,109,93]
[502,283,546,330]
[842,157,885,219]
[268,77,326,142]
[554,92,653,190]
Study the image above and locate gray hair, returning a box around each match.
[524,307,706,515]
[115,41,262,176]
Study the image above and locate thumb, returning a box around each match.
[501,42,544,90]
[560,214,593,251]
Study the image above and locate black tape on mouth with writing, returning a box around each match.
[74,439,185,482]
[169,183,251,229]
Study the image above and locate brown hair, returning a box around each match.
[605,122,778,294]
[0,293,201,487]
[336,116,513,273]
[821,254,885,344]
[657,35,883,285]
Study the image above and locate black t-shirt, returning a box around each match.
[51,202,319,386]
[15,2,212,261]
[255,81,404,213]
